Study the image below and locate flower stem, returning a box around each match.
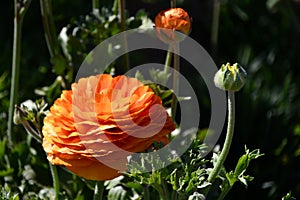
[92,0,99,13]
[93,181,105,200]
[171,0,176,8]
[205,91,235,194]
[142,185,150,200]
[163,45,173,76]
[153,174,170,200]
[113,0,118,14]
[217,186,232,200]
[40,0,59,58]
[49,163,60,200]
[119,0,130,72]
[211,0,221,59]
[8,0,32,145]
[171,43,179,120]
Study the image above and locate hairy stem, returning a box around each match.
[40,0,59,58]
[217,186,232,200]
[93,181,105,200]
[205,91,235,195]
[163,45,173,76]
[142,185,150,200]
[49,163,60,200]
[171,43,180,120]
[171,0,176,8]
[92,0,99,12]
[211,0,221,59]
[8,0,32,145]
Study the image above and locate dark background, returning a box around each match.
[1,0,300,199]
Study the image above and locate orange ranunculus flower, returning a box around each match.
[42,74,175,180]
[155,8,191,42]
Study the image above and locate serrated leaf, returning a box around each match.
[159,90,173,100]
[105,176,124,189]
[238,176,248,187]
[197,182,211,189]
[125,182,142,191]
[188,192,206,200]
[135,70,145,82]
[225,172,237,187]
[108,186,127,200]
[234,148,263,177]
[248,149,263,160]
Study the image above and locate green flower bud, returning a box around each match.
[214,63,247,91]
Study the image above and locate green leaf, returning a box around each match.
[234,147,263,177]
[125,182,142,191]
[134,70,145,82]
[188,192,205,200]
[238,175,254,188]
[282,192,296,200]
[197,182,211,189]
[225,172,237,187]
[108,185,127,200]
[238,176,248,187]
[159,90,173,100]
[0,139,6,160]
[105,176,124,189]
[0,168,14,177]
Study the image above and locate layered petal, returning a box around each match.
[42,74,175,180]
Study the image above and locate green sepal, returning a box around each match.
[214,63,247,91]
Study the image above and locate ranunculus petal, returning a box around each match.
[42,74,176,180]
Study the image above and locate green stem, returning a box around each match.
[8,0,32,145]
[211,0,221,59]
[171,191,178,200]
[205,91,235,195]
[171,43,179,120]
[49,163,60,200]
[153,184,164,200]
[162,179,170,200]
[119,0,129,72]
[171,0,176,8]
[92,0,99,13]
[40,0,59,58]
[142,185,150,200]
[163,45,173,76]
[72,174,78,192]
[112,0,118,14]
[154,173,170,200]
[217,186,232,200]
[93,181,105,200]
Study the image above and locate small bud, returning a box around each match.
[214,63,247,91]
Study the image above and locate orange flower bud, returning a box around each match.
[42,74,175,180]
[155,8,191,42]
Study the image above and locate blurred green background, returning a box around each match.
[1,0,300,199]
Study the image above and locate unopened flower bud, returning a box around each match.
[155,8,191,43]
[214,63,247,91]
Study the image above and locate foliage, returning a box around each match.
[1,0,300,199]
